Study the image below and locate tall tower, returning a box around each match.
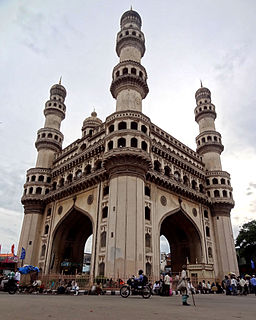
[110,9,149,112]
[194,85,238,278]
[18,82,66,265]
[103,9,151,278]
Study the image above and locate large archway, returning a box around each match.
[160,209,202,273]
[50,207,93,274]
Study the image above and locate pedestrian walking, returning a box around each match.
[177,265,190,306]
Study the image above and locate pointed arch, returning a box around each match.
[50,205,94,274]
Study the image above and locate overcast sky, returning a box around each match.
[1,0,256,254]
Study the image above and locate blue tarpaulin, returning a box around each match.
[18,265,39,274]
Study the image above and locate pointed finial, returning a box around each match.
[59,76,62,85]
[200,79,203,88]
[130,5,133,10]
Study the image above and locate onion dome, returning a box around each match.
[82,111,102,136]
[50,84,67,99]
[195,82,211,103]
[120,9,142,28]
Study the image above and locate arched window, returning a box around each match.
[48,133,52,138]
[75,170,82,179]
[38,175,44,182]
[192,180,197,190]
[31,175,36,182]
[139,71,143,78]
[123,67,128,75]
[36,187,42,194]
[109,124,114,133]
[98,262,105,276]
[85,164,91,175]
[214,190,220,197]
[115,70,120,77]
[154,160,161,172]
[81,143,86,150]
[146,262,152,276]
[131,67,136,75]
[202,137,206,143]
[95,160,102,171]
[131,121,138,130]
[29,187,33,194]
[59,178,64,187]
[108,141,113,150]
[207,191,210,197]
[89,129,93,136]
[125,31,129,36]
[41,245,46,257]
[118,138,126,148]
[102,206,108,219]
[221,178,225,185]
[207,136,212,141]
[118,121,127,130]
[206,226,210,237]
[141,141,147,151]
[183,176,189,186]
[145,186,150,197]
[100,231,106,248]
[208,247,213,258]
[103,186,109,196]
[141,125,147,133]
[52,182,57,190]
[145,206,150,220]
[54,135,58,140]
[212,178,218,184]
[214,136,218,141]
[145,233,151,248]
[131,137,138,147]
[206,179,210,186]
[67,174,73,183]
[164,166,171,177]
[199,184,204,193]
[44,225,49,234]
[204,210,209,219]
[222,190,227,197]
[47,208,52,216]
[174,171,180,181]
[45,188,49,194]
[132,31,136,36]
[47,177,51,183]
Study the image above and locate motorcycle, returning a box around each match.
[6,278,18,294]
[120,276,151,299]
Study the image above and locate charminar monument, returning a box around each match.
[18,9,239,281]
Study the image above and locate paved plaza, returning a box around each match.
[0,293,255,320]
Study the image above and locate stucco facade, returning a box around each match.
[18,9,238,282]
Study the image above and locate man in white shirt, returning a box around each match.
[164,272,171,296]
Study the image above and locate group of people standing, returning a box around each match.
[223,274,256,296]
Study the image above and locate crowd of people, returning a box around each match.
[152,272,256,297]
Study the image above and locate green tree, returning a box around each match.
[236,220,256,264]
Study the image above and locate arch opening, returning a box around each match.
[160,210,202,273]
[51,208,93,275]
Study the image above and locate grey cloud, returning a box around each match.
[214,44,248,80]
[246,192,253,196]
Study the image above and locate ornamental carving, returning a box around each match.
[87,194,94,205]
[160,195,167,206]
[58,206,63,215]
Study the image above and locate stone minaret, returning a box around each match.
[18,82,66,265]
[103,9,151,278]
[194,84,239,278]
[110,9,149,112]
